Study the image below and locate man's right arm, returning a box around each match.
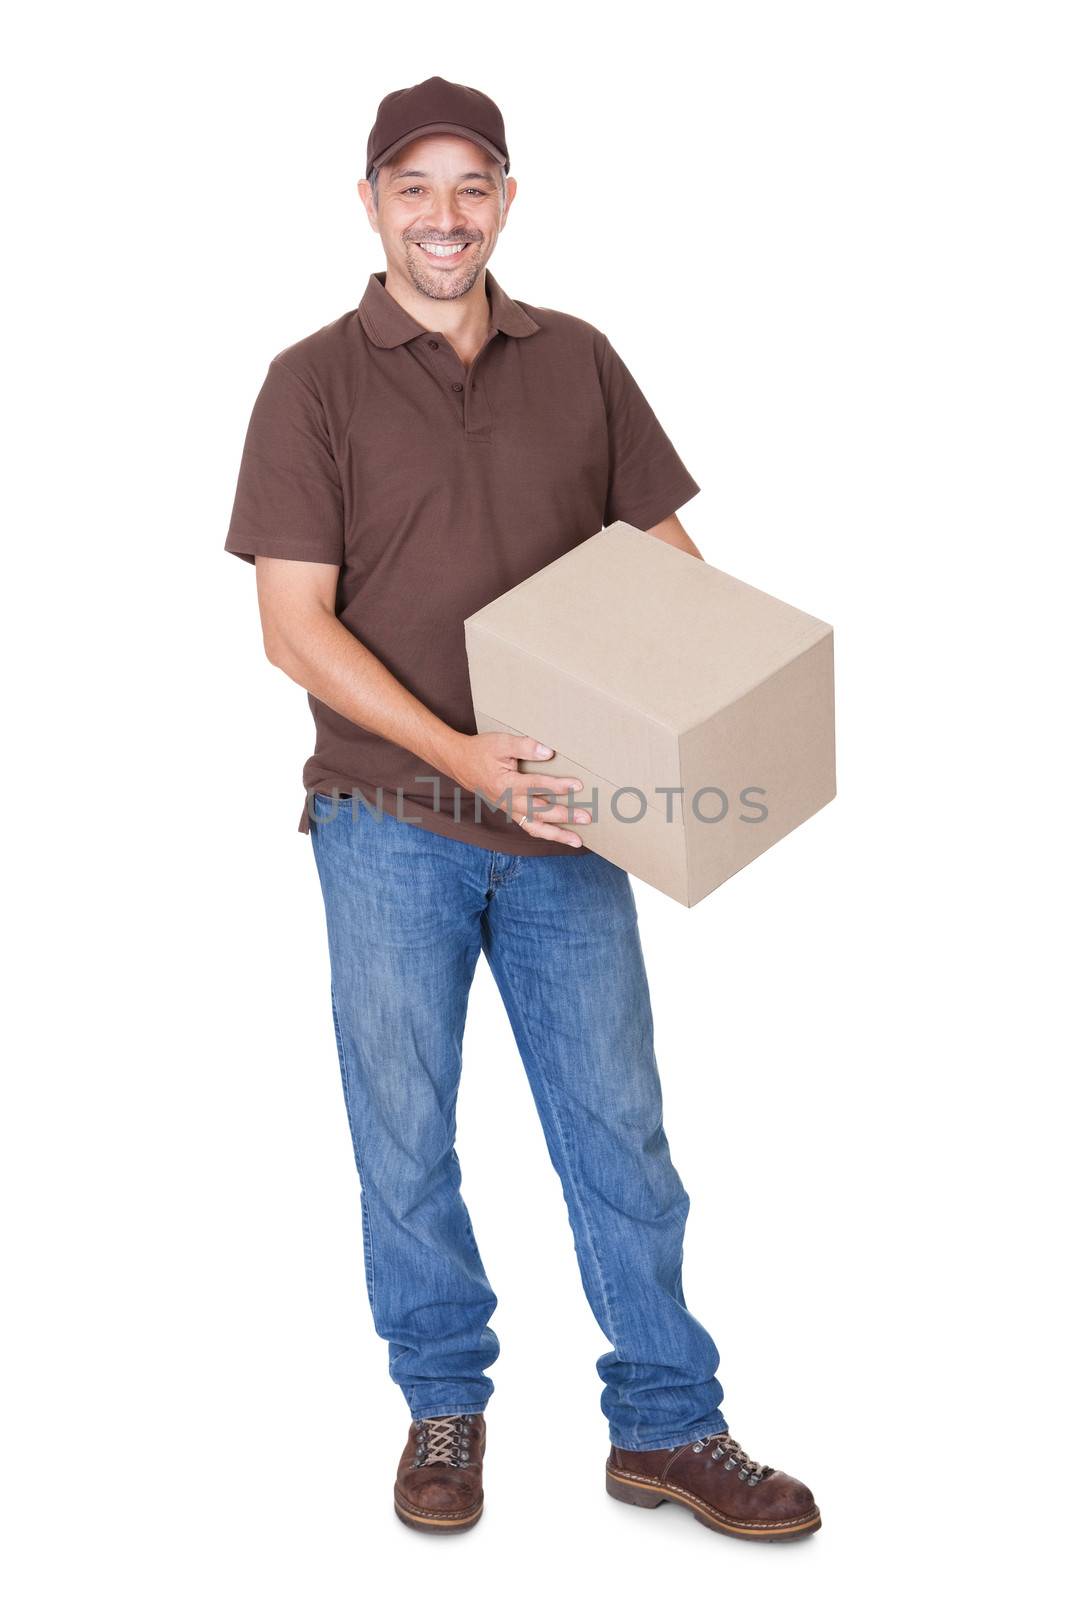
[254,556,589,845]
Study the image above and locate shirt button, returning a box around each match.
[451,381,464,392]
[427,339,439,350]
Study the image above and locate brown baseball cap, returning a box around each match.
[365,75,510,181]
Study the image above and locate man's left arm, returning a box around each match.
[594,329,705,560]
[645,511,705,561]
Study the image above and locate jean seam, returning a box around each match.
[539,1073,621,1347]
[484,945,621,1353]
[331,988,376,1309]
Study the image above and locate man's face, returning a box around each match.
[360,134,515,302]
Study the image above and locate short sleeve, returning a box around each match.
[224,357,344,565]
[593,330,700,530]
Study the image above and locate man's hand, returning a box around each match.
[446,732,591,846]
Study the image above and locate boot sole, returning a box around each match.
[394,1494,484,1534]
[606,1467,821,1542]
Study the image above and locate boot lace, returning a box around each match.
[412,1413,475,1469]
[691,1431,772,1486]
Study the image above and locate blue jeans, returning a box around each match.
[309,793,728,1451]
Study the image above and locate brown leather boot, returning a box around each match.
[394,1412,486,1533]
[607,1430,821,1541]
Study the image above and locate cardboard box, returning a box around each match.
[463,521,836,908]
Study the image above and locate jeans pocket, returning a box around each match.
[310,788,351,826]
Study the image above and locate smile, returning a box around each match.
[416,241,472,258]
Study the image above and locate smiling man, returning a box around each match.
[224,76,820,1542]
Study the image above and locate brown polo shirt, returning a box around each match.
[224,267,700,855]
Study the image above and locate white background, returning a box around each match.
[3,2,1064,1594]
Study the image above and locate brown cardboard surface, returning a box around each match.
[463,522,836,906]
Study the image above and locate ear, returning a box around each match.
[498,174,517,230]
[356,178,380,235]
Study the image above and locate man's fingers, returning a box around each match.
[473,780,591,842]
[519,799,592,828]
[487,733,555,761]
[518,775,584,798]
[510,786,592,846]
[517,735,554,760]
[491,735,585,796]
[520,813,586,847]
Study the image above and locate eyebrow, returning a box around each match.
[388,169,494,184]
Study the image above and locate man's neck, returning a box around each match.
[382,267,493,368]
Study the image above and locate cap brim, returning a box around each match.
[369,121,507,176]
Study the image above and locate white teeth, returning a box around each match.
[418,242,467,256]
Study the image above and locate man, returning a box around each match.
[224,75,820,1541]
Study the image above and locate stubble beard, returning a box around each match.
[404,237,485,301]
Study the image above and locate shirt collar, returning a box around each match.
[358,267,541,348]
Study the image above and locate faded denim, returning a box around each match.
[309,792,728,1451]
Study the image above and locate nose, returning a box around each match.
[423,196,468,236]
